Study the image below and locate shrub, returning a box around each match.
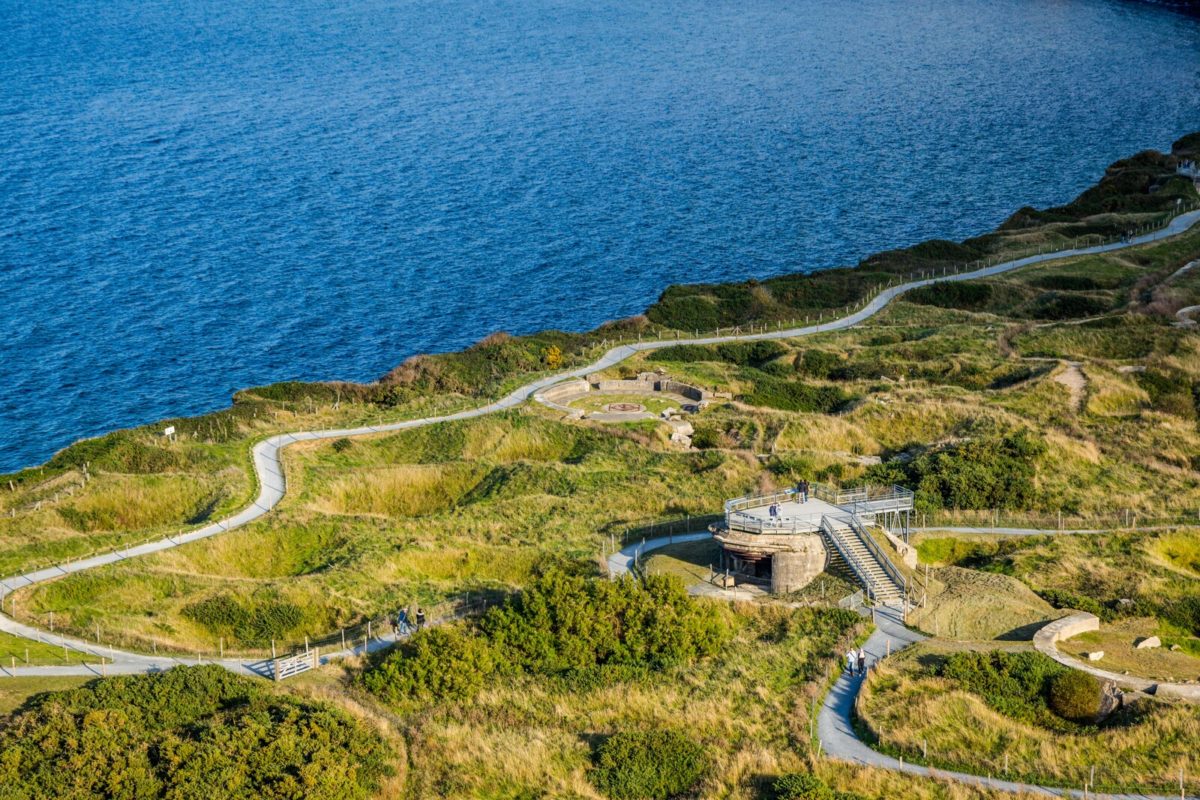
[866,427,1045,511]
[690,427,721,449]
[331,437,353,453]
[362,571,731,705]
[1161,595,1200,636]
[360,625,496,704]
[482,571,729,677]
[737,375,851,413]
[649,341,786,367]
[1048,670,1102,723]
[907,282,992,310]
[181,593,304,646]
[591,729,707,800]
[794,349,842,378]
[1026,292,1111,320]
[0,666,393,799]
[1033,275,1101,291]
[1037,588,1108,620]
[940,650,1070,729]
[772,773,833,800]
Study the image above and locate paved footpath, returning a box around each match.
[2,211,1199,793]
[617,535,1197,799]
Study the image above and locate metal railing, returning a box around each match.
[723,484,913,536]
[819,515,881,602]
[726,509,825,535]
[845,515,906,598]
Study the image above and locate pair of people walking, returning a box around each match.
[396,606,427,636]
[845,646,867,677]
[796,479,809,503]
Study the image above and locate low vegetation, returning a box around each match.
[858,643,1200,794]
[0,666,395,799]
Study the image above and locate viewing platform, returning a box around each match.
[722,484,914,537]
[711,484,914,601]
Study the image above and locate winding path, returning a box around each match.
[1,210,1199,793]
[2,208,1197,676]
[614,535,1195,799]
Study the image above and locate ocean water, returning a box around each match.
[2,0,1199,472]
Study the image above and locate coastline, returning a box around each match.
[5,132,1199,481]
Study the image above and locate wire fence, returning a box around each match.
[573,200,1200,353]
[916,507,1200,533]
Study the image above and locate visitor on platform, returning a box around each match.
[416,607,426,631]
[797,479,809,503]
[846,647,857,676]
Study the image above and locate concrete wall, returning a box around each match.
[770,543,826,593]
[881,528,918,570]
[1032,613,1200,699]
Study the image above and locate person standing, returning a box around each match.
[416,607,426,631]
[846,647,857,676]
[857,648,867,676]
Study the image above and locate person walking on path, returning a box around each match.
[846,647,857,676]
[857,648,867,676]
[396,608,410,636]
[416,607,426,631]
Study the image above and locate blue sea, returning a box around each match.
[2,0,1199,472]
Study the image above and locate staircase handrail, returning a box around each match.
[819,515,880,600]
[845,514,907,597]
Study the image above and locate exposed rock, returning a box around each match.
[1097,680,1123,720]
[1135,636,1161,650]
[1086,651,1105,661]
[1170,644,1182,652]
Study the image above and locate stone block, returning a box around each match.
[1086,651,1105,662]
[1135,636,1161,650]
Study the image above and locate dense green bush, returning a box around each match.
[737,374,851,413]
[773,772,834,800]
[690,427,722,449]
[590,729,707,800]
[649,341,786,367]
[940,651,1077,729]
[0,666,393,799]
[1026,292,1111,320]
[1135,369,1198,419]
[1161,595,1200,637]
[772,772,865,800]
[1032,275,1101,291]
[182,593,304,645]
[907,282,992,310]
[794,349,842,378]
[1048,670,1102,723]
[483,570,729,677]
[867,428,1045,511]
[362,570,730,704]
[1037,588,1108,620]
[360,625,496,704]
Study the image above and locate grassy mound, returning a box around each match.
[907,566,1061,640]
[858,642,1200,795]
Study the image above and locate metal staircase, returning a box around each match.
[819,514,906,605]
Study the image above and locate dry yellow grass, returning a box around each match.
[907,566,1062,641]
[1057,618,1200,681]
[317,463,485,517]
[775,413,880,455]
[859,643,1200,794]
[1082,365,1149,417]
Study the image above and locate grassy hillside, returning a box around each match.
[1,136,1200,798]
